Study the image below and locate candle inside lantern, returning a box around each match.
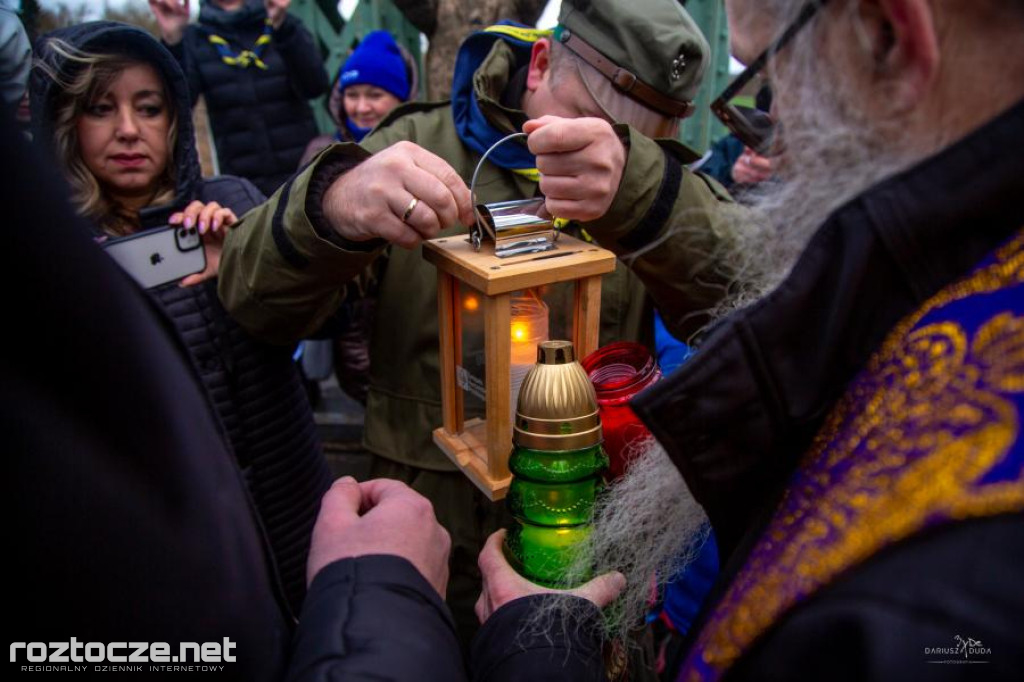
[509,290,549,422]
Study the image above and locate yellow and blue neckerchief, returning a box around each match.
[207,18,273,70]
[451,22,552,183]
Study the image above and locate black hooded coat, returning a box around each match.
[169,0,328,195]
[31,21,330,616]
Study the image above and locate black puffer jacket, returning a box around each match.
[169,0,328,195]
[31,21,331,615]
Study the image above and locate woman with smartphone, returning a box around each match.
[31,21,331,617]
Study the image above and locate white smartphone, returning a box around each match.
[102,224,206,290]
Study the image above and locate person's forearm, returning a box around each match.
[218,144,382,344]
[287,556,467,682]
[470,596,606,681]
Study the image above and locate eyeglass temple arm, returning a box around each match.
[716,0,832,104]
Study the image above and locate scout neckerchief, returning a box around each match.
[208,18,272,70]
[451,22,551,183]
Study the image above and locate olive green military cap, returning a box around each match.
[556,0,710,118]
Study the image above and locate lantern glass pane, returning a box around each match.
[456,281,487,422]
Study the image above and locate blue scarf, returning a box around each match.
[450,23,552,181]
[345,118,373,142]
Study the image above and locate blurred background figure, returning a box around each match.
[298,29,417,409]
[149,0,328,195]
[700,83,774,192]
[0,0,30,132]
[336,29,413,142]
[302,28,417,162]
[31,21,330,613]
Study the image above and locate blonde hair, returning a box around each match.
[38,39,178,236]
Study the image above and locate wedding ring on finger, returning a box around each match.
[402,197,420,224]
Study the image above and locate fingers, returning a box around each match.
[522,115,559,136]
[524,116,624,222]
[475,591,489,624]
[317,476,364,530]
[573,571,626,609]
[357,477,414,506]
[403,144,474,227]
[197,202,223,234]
[477,529,508,577]
[525,116,609,155]
[170,202,236,235]
[476,531,521,592]
[325,142,473,249]
[209,208,237,234]
[400,166,461,234]
[169,200,205,229]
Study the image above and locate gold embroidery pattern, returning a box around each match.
[684,232,1024,682]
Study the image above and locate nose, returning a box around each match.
[114,105,140,141]
[355,95,373,115]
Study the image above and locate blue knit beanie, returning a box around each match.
[339,31,410,101]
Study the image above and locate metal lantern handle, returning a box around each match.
[468,132,562,251]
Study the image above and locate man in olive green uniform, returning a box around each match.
[219,0,734,649]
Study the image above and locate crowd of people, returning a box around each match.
[5,0,1023,679]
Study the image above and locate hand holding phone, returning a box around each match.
[102,224,206,290]
[170,200,238,287]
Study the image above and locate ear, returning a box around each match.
[861,0,940,111]
[525,38,553,93]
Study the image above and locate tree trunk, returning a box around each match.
[394,0,548,99]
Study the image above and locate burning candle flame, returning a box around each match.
[511,320,531,344]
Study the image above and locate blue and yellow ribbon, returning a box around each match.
[208,19,272,70]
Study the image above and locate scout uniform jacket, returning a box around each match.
[219,40,735,471]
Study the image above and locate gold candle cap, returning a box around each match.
[515,340,602,451]
[536,340,575,365]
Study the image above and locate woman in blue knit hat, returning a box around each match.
[302,30,416,163]
[339,30,413,141]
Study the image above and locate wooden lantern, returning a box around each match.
[423,234,616,500]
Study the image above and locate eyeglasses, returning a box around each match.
[711,0,832,154]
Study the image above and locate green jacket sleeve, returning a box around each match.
[218,143,383,345]
[217,108,450,345]
[583,125,738,341]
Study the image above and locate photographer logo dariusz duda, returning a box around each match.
[924,634,992,665]
[10,638,236,673]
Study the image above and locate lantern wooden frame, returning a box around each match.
[423,234,616,501]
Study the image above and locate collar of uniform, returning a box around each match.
[473,40,530,140]
[632,96,1024,558]
[470,41,538,199]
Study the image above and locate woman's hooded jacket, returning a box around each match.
[32,21,330,616]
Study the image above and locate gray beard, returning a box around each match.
[524,28,932,644]
[624,33,921,326]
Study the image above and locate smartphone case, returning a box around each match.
[102,224,206,290]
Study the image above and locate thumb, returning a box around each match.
[523,115,561,135]
[320,476,364,522]
[573,571,626,609]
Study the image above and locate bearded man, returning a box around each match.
[476,0,1024,679]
